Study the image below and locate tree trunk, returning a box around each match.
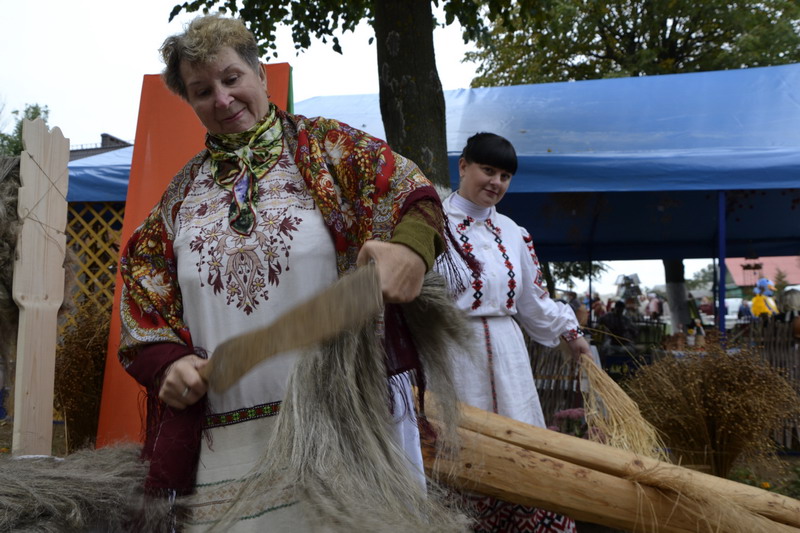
[663,259,690,334]
[373,0,451,188]
[540,261,557,298]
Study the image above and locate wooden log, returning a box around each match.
[425,425,726,533]
[424,423,799,533]
[11,119,69,456]
[439,399,800,530]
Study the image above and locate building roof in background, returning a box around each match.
[726,256,800,287]
[69,133,131,161]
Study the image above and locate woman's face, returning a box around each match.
[180,46,269,135]
[457,158,513,208]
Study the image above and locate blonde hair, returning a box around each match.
[160,14,261,99]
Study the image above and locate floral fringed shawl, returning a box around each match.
[118,105,445,495]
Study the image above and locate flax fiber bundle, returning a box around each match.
[0,445,172,532]
[203,271,474,532]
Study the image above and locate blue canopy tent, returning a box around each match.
[65,66,800,331]
[67,146,132,202]
[296,64,800,330]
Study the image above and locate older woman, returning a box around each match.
[119,14,465,532]
[437,132,590,533]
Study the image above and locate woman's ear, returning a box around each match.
[458,157,467,178]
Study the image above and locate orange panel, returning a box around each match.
[96,64,292,446]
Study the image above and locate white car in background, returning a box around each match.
[724,298,744,329]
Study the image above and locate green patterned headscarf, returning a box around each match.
[205,106,283,235]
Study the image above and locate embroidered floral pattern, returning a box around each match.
[522,230,546,291]
[454,216,518,311]
[454,216,485,310]
[188,211,301,315]
[120,106,441,370]
[467,493,577,533]
[176,147,311,315]
[287,109,437,274]
[486,218,517,309]
[561,328,583,343]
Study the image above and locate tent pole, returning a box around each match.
[717,191,727,336]
[587,195,603,327]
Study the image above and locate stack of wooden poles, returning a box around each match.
[422,400,800,533]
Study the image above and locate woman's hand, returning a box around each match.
[356,240,425,303]
[158,354,209,409]
[566,335,593,365]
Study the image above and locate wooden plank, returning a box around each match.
[11,118,69,456]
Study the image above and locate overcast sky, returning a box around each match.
[0,0,477,147]
[0,0,710,293]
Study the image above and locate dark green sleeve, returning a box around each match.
[390,201,445,271]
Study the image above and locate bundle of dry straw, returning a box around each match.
[557,338,668,461]
[577,350,668,460]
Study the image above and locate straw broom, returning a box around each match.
[560,336,669,461]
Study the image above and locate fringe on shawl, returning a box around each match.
[127,342,207,496]
[197,271,476,532]
[401,188,481,298]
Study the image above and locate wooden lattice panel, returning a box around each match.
[530,342,580,424]
[63,202,124,327]
[747,320,800,449]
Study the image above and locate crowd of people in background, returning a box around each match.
[558,288,663,324]
[559,275,800,356]
[568,277,799,324]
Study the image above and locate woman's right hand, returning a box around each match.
[158,354,209,409]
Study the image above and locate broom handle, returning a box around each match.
[442,397,800,529]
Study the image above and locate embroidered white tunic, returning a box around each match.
[439,192,580,428]
[171,150,423,531]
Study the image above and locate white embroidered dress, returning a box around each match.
[439,192,579,427]
[171,148,422,531]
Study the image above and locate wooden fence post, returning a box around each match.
[11,118,69,456]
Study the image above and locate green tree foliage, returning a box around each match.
[540,260,607,297]
[168,0,541,187]
[467,0,800,87]
[773,268,789,293]
[686,263,716,290]
[684,262,741,296]
[468,0,800,321]
[0,104,49,156]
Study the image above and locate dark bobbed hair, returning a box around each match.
[160,14,262,100]
[460,132,518,175]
